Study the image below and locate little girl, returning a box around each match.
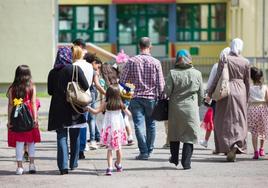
[7,65,41,175]
[199,105,214,148]
[248,67,268,159]
[87,84,129,175]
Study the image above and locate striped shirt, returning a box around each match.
[120,54,165,99]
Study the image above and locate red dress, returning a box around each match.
[8,92,41,147]
[200,107,214,131]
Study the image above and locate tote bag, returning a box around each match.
[212,61,230,101]
[66,65,91,113]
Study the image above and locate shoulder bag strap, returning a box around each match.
[72,65,75,82]
[70,101,85,114]
[75,65,78,83]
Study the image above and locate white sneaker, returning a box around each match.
[29,163,36,174]
[84,144,89,151]
[16,167,24,175]
[199,140,208,148]
[90,141,98,150]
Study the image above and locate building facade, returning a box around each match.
[0,0,267,91]
[58,0,268,58]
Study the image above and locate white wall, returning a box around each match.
[0,0,56,88]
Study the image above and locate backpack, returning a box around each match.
[10,98,34,132]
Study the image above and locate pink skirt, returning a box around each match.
[8,128,41,147]
[200,107,214,131]
[248,104,268,139]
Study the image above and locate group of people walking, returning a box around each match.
[6,36,267,175]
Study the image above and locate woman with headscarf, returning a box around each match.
[206,38,250,162]
[165,49,203,170]
[47,46,89,174]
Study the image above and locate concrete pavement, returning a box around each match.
[0,97,268,188]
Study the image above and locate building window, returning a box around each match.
[176,3,226,42]
[59,5,108,43]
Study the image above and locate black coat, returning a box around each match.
[47,65,89,131]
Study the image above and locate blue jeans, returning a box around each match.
[80,112,88,152]
[88,86,100,142]
[56,128,80,170]
[129,98,156,155]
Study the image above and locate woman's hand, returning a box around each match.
[204,95,212,104]
[34,121,39,128]
[7,122,12,129]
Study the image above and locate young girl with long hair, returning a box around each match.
[248,67,268,159]
[87,84,129,175]
[7,65,41,175]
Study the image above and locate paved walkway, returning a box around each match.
[0,98,268,188]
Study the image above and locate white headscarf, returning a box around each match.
[220,47,231,62]
[230,38,243,55]
[207,47,231,89]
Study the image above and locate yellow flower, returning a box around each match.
[13,98,23,107]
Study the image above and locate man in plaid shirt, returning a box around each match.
[120,37,165,160]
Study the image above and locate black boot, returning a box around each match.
[169,141,180,166]
[79,151,85,159]
[60,169,69,175]
[181,143,193,170]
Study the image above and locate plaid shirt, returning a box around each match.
[120,54,165,99]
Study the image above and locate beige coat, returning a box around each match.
[165,63,203,144]
[208,54,250,153]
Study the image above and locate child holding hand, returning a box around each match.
[87,84,129,175]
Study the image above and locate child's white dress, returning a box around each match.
[100,110,127,150]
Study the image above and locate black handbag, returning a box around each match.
[151,98,169,121]
[11,103,34,132]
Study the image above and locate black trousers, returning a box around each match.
[170,141,193,169]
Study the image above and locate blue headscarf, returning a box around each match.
[53,47,72,69]
[175,49,192,65]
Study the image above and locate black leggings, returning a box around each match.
[170,141,193,169]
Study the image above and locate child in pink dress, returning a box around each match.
[248,67,268,159]
[7,65,41,175]
[87,84,129,175]
[199,106,214,148]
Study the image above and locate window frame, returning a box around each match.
[176,3,226,42]
[117,4,168,45]
[58,5,108,43]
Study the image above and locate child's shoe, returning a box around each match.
[253,151,259,160]
[127,139,135,146]
[16,167,24,175]
[29,163,36,174]
[105,168,112,176]
[90,141,98,150]
[114,162,123,172]
[259,148,265,156]
[199,140,208,148]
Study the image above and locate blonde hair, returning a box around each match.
[72,45,83,62]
